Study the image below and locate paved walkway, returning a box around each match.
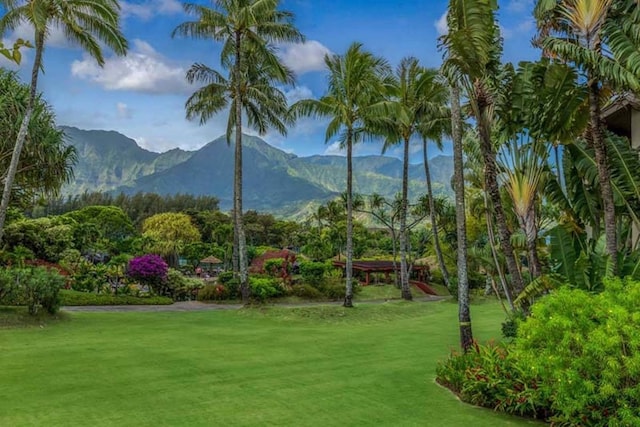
[62,295,448,313]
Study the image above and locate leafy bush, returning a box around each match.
[512,278,640,426]
[438,278,640,426]
[197,284,228,301]
[59,289,172,306]
[224,278,240,299]
[436,341,546,419]
[217,271,235,284]
[292,284,323,299]
[165,268,203,301]
[501,310,525,339]
[249,276,282,302]
[69,260,108,293]
[127,254,169,296]
[0,268,19,305]
[316,278,360,300]
[299,261,326,287]
[0,267,64,314]
[263,258,285,277]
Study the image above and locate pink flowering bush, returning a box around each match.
[127,254,169,296]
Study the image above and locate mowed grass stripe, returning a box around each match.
[0,302,540,426]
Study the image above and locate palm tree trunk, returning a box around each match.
[476,103,525,298]
[399,136,412,301]
[451,85,473,351]
[588,78,617,274]
[0,31,44,243]
[391,228,399,288]
[423,138,450,288]
[484,193,514,310]
[344,130,354,307]
[234,33,249,303]
[524,206,541,279]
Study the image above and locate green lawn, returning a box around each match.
[0,301,540,426]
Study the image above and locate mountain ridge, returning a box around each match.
[60,126,454,217]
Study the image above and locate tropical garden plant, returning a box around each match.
[0,0,128,242]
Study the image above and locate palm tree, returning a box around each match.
[376,58,448,300]
[290,42,390,307]
[0,0,128,242]
[419,102,452,289]
[173,0,303,302]
[534,0,640,273]
[439,0,501,351]
[441,0,525,304]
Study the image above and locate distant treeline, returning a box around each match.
[30,192,220,226]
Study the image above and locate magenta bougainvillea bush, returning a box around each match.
[127,254,168,295]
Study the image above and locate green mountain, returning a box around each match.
[61,128,454,217]
[62,126,193,194]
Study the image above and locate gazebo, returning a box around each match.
[331,260,429,286]
[199,255,222,272]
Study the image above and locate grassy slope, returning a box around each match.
[0,301,539,426]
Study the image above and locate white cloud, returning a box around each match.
[71,39,190,94]
[284,85,313,105]
[324,141,345,156]
[435,11,448,36]
[116,102,133,119]
[121,0,182,20]
[9,21,68,49]
[279,40,331,74]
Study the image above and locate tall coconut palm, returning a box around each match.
[377,58,447,300]
[290,42,390,307]
[439,0,499,351]
[0,0,128,242]
[173,0,303,302]
[441,0,526,303]
[419,103,452,289]
[534,0,640,274]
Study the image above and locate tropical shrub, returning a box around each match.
[0,267,64,314]
[263,258,285,277]
[436,341,547,419]
[217,271,235,284]
[513,278,640,426]
[299,261,326,287]
[249,277,282,302]
[197,284,228,301]
[438,278,640,426]
[165,268,203,301]
[127,254,169,296]
[69,260,108,293]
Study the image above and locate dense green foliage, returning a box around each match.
[0,267,64,314]
[0,70,76,207]
[438,278,640,426]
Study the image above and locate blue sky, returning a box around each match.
[2,0,540,160]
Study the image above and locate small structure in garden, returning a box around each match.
[331,259,435,294]
[199,256,222,275]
